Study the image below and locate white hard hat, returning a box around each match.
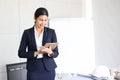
[92,65,111,78]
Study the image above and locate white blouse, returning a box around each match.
[34,27,44,58]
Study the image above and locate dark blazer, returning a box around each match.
[18,27,59,72]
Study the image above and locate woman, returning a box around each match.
[18,7,59,80]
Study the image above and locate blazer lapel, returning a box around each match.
[30,27,37,50]
[42,27,48,46]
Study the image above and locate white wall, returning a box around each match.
[0,0,20,80]
[0,0,83,80]
[93,0,120,68]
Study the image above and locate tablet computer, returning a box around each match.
[44,42,59,50]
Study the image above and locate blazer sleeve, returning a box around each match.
[49,29,59,58]
[18,30,36,59]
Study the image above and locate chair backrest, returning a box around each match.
[6,62,27,80]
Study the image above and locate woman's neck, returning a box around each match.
[35,26,43,37]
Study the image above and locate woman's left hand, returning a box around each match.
[45,46,53,55]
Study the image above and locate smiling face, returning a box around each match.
[35,15,48,29]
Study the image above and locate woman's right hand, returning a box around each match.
[34,46,46,57]
[39,46,53,55]
[38,46,47,54]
